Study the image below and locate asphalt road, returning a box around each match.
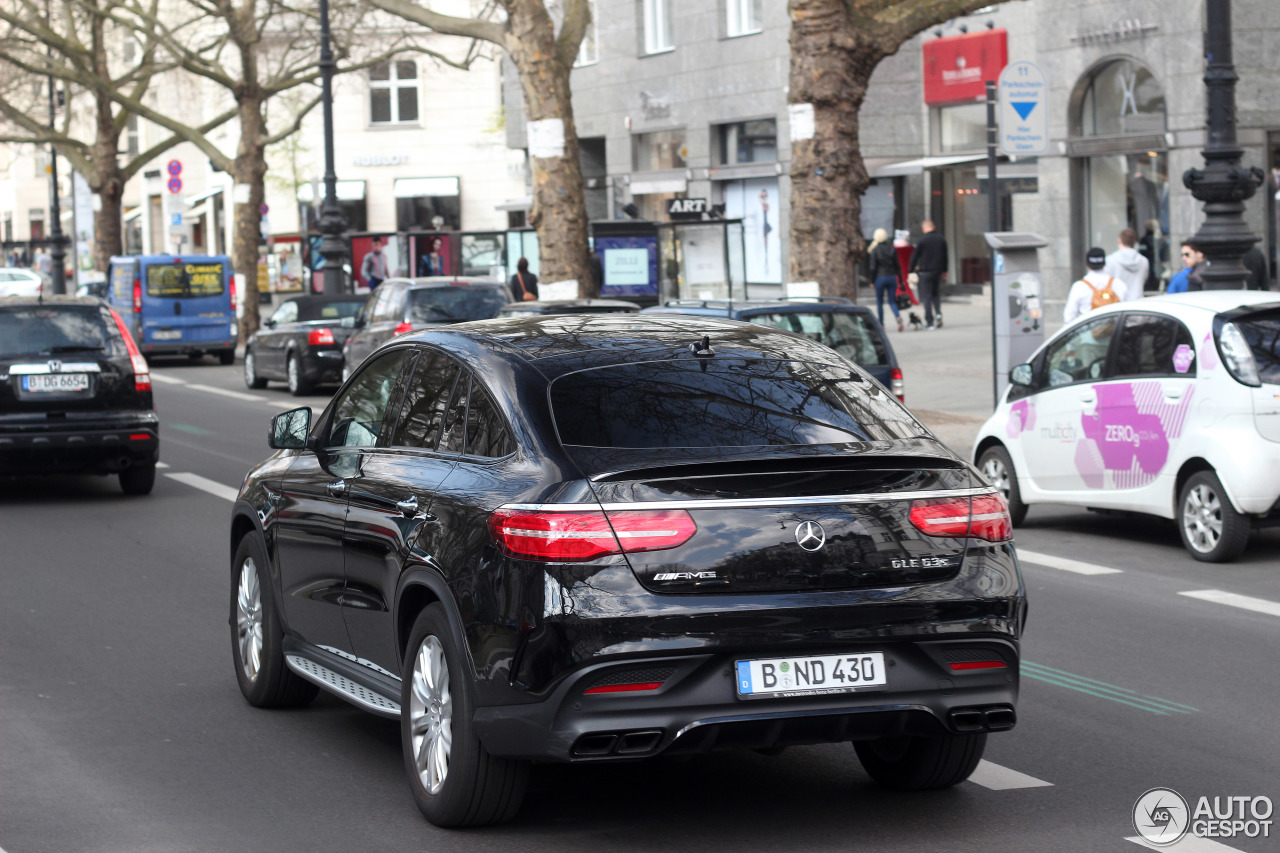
[3,358,1278,853]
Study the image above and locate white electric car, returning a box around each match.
[973,290,1280,562]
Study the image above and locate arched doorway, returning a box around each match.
[1068,58,1170,290]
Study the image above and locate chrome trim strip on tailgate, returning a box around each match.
[9,362,103,375]
[502,487,997,512]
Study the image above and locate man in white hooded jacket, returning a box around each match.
[1103,227,1149,301]
[1064,247,1123,322]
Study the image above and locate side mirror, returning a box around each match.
[340,315,356,329]
[263,317,276,327]
[1009,363,1034,387]
[268,406,312,449]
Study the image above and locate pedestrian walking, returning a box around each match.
[907,220,947,329]
[867,228,903,332]
[1102,228,1148,301]
[510,257,538,302]
[361,237,388,290]
[1064,247,1122,322]
[1166,241,1200,294]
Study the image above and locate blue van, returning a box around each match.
[106,255,238,363]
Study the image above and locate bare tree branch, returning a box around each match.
[366,0,506,46]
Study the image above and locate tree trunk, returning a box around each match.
[92,167,125,269]
[506,8,593,296]
[232,101,268,339]
[787,0,886,300]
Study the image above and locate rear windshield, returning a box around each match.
[1235,309,1280,384]
[409,286,507,323]
[746,311,890,366]
[301,300,366,322]
[550,358,925,448]
[0,305,125,359]
[145,262,225,298]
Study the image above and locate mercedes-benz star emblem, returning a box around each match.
[794,521,826,552]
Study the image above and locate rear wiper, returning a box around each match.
[43,345,105,354]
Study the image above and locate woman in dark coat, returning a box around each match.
[867,228,903,332]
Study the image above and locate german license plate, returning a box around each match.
[736,652,886,699]
[152,330,181,341]
[22,373,90,393]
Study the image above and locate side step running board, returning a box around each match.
[285,654,401,719]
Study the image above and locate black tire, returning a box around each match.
[118,463,156,495]
[401,604,528,827]
[230,535,318,708]
[977,445,1028,526]
[286,352,311,396]
[1177,470,1251,563]
[243,350,267,389]
[219,348,236,366]
[855,732,987,791]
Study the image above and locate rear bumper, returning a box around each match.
[0,418,159,474]
[301,349,344,383]
[140,341,235,356]
[474,638,1019,762]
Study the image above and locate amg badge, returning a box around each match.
[653,571,718,581]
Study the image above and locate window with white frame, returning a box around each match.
[643,0,673,54]
[577,0,599,66]
[369,60,419,126]
[726,0,762,37]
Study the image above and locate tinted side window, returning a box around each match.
[329,349,411,448]
[465,382,514,457]
[1113,313,1195,377]
[1040,315,1120,389]
[439,374,469,454]
[391,351,461,449]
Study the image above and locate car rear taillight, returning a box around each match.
[394,322,414,336]
[109,308,151,392]
[308,327,336,346]
[229,274,237,308]
[909,494,1011,542]
[132,279,142,313]
[891,367,904,402]
[488,508,696,562]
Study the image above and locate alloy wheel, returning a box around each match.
[236,557,264,681]
[982,457,1010,497]
[287,356,300,394]
[244,353,257,384]
[1182,484,1223,553]
[409,635,453,795]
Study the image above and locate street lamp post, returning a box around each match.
[1181,0,1264,290]
[316,0,348,295]
[45,16,67,295]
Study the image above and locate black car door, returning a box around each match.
[260,300,298,376]
[342,348,463,674]
[273,347,414,651]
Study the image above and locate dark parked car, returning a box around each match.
[341,277,508,380]
[244,294,368,395]
[0,296,158,493]
[643,297,905,400]
[230,314,1025,827]
[495,298,640,318]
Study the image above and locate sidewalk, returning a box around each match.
[874,291,1060,458]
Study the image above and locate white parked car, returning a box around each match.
[973,291,1280,562]
[0,267,45,297]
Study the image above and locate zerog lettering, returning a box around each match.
[1103,424,1160,446]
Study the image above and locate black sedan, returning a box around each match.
[243,294,367,395]
[0,296,158,493]
[230,314,1026,827]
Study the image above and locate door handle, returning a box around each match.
[327,479,347,497]
[1163,386,1186,399]
[1078,393,1096,404]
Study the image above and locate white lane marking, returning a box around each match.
[1017,549,1123,576]
[1180,589,1280,618]
[165,472,238,502]
[1126,834,1250,852]
[149,373,185,385]
[185,383,267,403]
[967,760,1053,790]
[156,462,171,469]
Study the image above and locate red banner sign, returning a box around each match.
[922,29,1008,105]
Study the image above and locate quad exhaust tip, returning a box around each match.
[571,730,664,758]
[949,705,1016,733]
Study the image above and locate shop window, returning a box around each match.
[296,181,367,232]
[938,103,987,154]
[1078,59,1165,137]
[642,0,673,54]
[369,60,419,126]
[716,120,777,165]
[395,176,461,232]
[634,129,685,172]
[726,0,762,37]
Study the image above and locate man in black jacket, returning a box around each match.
[908,220,948,329]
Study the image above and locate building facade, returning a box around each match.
[502,0,1280,308]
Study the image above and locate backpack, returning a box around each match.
[1085,277,1121,309]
